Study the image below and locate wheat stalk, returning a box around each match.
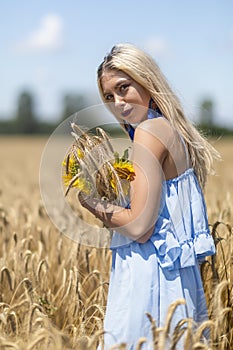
[1,266,13,291]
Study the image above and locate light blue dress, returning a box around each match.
[98,103,215,349]
[100,167,215,349]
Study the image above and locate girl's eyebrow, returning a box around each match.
[103,78,131,95]
[114,78,131,88]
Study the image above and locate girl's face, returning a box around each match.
[100,70,151,124]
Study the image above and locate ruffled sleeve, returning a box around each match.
[149,168,215,270]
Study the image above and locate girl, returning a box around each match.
[79,43,219,349]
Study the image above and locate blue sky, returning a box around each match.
[1,0,233,127]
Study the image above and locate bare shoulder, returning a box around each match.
[134,118,172,162]
[135,118,176,149]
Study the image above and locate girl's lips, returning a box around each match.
[121,107,133,118]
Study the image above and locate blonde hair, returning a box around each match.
[97,43,220,189]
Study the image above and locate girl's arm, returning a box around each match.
[79,122,168,242]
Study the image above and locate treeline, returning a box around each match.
[0,90,88,135]
[0,91,232,137]
[197,99,233,137]
[198,123,233,138]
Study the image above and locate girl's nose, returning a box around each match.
[114,94,125,107]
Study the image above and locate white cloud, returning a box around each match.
[15,14,64,53]
[143,37,171,58]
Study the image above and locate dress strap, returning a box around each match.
[179,135,190,169]
[124,98,163,141]
[123,121,135,141]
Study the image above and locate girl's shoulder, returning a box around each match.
[137,117,178,150]
[137,117,190,173]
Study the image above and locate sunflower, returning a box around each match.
[108,153,136,198]
[62,124,136,204]
[62,152,91,195]
[62,154,79,177]
[63,174,91,194]
[113,159,135,181]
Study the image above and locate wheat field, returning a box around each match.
[0,135,232,349]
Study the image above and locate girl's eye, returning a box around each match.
[120,84,129,93]
[105,94,113,101]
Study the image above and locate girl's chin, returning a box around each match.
[115,112,147,124]
[126,115,146,125]
[127,118,138,124]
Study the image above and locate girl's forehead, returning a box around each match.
[100,72,131,92]
[101,70,131,81]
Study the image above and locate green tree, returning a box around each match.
[199,98,215,126]
[15,91,38,133]
[61,93,87,121]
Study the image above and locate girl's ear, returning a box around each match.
[149,97,156,110]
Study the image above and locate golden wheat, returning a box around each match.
[0,136,232,349]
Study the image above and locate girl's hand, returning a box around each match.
[78,191,91,209]
[78,191,103,210]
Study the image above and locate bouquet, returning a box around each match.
[62,123,135,206]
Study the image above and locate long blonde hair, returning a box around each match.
[97,43,220,189]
